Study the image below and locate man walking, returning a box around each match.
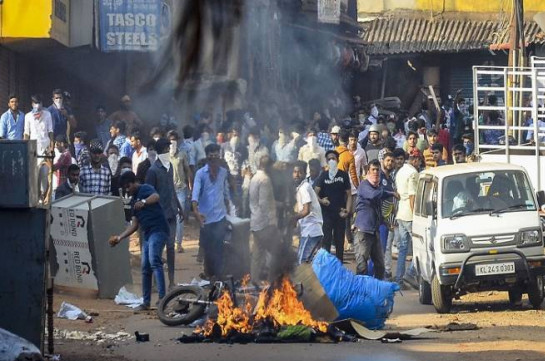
[395,149,421,288]
[249,155,280,281]
[192,143,231,279]
[314,150,352,261]
[146,138,184,289]
[79,141,111,195]
[353,159,397,278]
[0,94,25,140]
[110,171,168,311]
[293,161,323,264]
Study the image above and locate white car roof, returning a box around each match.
[420,162,527,179]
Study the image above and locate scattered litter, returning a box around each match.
[134,331,150,342]
[432,322,479,332]
[53,329,132,344]
[115,286,144,309]
[381,337,402,343]
[332,319,435,340]
[57,302,92,322]
[0,327,43,361]
[188,278,210,287]
[44,354,61,361]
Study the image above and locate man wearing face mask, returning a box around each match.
[109,95,143,135]
[24,94,54,161]
[244,127,269,176]
[111,156,132,196]
[298,129,327,167]
[271,126,296,163]
[136,141,157,183]
[449,90,466,147]
[73,131,90,168]
[168,130,193,253]
[145,138,184,289]
[48,89,76,141]
[194,125,213,164]
[314,150,352,261]
[290,123,307,155]
[79,140,111,195]
[221,126,247,215]
[106,144,120,175]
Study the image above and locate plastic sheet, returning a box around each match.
[114,286,144,309]
[312,249,399,330]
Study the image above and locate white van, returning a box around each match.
[412,162,545,313]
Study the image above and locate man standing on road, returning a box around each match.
[24,94,54,159]
[395,149,421,289]
[380,152,397,280]
[146,138,184,289]
[249,155,280,281]
[110,171,168,311]
[48,89,76,140]
[131,132,148,174]
[336,128,359,189]
[192,143,231,279]
[168,130,193,254]
[0,94,25,140]
[293,161,323,264]
[353,159,397,278]
[314,150,352,262]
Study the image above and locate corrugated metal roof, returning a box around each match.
[362,16,545,55]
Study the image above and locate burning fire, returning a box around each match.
[197,276,327,336]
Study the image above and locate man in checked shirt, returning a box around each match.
[79,140,111,195]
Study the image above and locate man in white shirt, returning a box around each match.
[394,148,421,289]
[130,132,148,174]
[298,129,327,167]
[249,155,280,281]
[24,94,54,159]
[292,160,323,264]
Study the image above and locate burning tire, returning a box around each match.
[157,285,206,326]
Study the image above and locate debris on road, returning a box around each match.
[134,332,150,342]
[57,302,92,322]
[114,287,144,309]
[431,322,479,332]
[332,319,435,340]
[53,329,132,344]
[0,327,43,361]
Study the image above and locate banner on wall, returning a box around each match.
[98,0,171,52]
[318,0,341,24]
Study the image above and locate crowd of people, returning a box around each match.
[0,88,497,309]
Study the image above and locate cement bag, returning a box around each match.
[311,249,399,329]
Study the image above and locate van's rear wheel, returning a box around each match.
[431,274,452,313]
[418,276,432,305]
[527,276,544,310]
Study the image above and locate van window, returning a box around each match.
[414,179,426,216]
[421,181,436,217]
[441,170,536,218]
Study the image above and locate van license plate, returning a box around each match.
[475,262,515,276]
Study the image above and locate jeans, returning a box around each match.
[354,230,385,279]
[321,212,346,262]
[166,218,177,287]
[142,231,167,306]
[384,226,398,275]
[201,218,227,278]
[396,220,416,284]
[175,188,188,247]
[298,235,322,264]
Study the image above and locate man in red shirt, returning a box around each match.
[53,135,73,189]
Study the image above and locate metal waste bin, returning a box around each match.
[51,194,131,298]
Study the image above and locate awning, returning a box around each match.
[361,14,545,55]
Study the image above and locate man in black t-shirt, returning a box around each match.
[314,150,352,262]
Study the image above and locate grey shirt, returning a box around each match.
[145,160,178,221]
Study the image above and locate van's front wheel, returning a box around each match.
[527,276,544,310]
[431,274,452,313]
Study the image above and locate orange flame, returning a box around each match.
[197,275,327,336]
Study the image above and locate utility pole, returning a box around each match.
[507,0,524,137]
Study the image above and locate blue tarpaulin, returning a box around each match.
[312,249,400,329]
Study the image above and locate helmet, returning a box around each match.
[369,124,382,134]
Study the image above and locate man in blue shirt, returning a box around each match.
[192,143,230,278]
[48,89,75,140]
[0,94,25,140]
[95,105,112,148]
[110,171,169,311]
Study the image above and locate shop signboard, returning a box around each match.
[98,0,171,52]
